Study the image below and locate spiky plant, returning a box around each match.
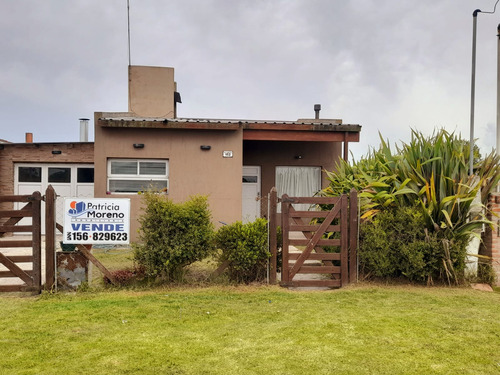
[321,129,500,283]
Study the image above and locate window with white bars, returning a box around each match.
[107,159,169,193]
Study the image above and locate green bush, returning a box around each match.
[360,206,467,284]
[133,192,215,281]
[215,218,271,283]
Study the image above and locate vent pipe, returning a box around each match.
[314,104,321,119]
[79,118,89,142]
[25,133,33,143]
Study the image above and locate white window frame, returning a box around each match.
[107,158,169,194]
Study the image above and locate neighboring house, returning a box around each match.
[0,138,94,231]
[94,66,361,240]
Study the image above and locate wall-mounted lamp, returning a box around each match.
[200,145,211,151]
[52,150,62,155]
[133,143,144,149]
[295,155,303,159]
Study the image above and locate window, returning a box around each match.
[77,168,94,183]
[18,167,42,183]
[275,166,321,211]
[107,159,168,193]
[242,176,258,183]
[48,167,71,183]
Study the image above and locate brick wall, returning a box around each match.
[0,142,94,213]
[482,193,500,285]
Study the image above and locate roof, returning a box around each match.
[97,115,361,143]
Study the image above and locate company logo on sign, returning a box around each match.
[68,201,87,217]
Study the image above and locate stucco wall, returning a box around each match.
[94,116,243,241]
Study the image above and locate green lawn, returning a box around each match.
[1,284,499,374]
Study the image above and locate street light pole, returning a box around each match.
[497,24,500,159]
[470,9,481,176]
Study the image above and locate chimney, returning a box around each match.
[314,104,321,119]
[128,66,176,117]
[25,133,33,143]
[79,118,89,142]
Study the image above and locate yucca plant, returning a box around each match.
[395,130,481,238]
[321,137,416,219]
[321,129,500,284]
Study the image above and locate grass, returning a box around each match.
[1,284,499,374]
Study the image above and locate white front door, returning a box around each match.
[242,166,261,223]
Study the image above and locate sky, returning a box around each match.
[1,0,500,160]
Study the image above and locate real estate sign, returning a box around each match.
[63,198,130,245]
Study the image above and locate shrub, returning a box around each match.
[103,265,145,286]
[215,218,271,283]
[360,205,467,284]
[133,192,215,282]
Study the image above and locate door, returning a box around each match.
[242,166,261,223]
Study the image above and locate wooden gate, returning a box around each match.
[269,188,358,288]
[0,187,57,293]
[0,192,43,292]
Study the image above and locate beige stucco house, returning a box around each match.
[94,66,361,240]
[0,65,361,241]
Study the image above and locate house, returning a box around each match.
[0,134,94,230]
[94,65,361,240]
[0,65,361,241]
